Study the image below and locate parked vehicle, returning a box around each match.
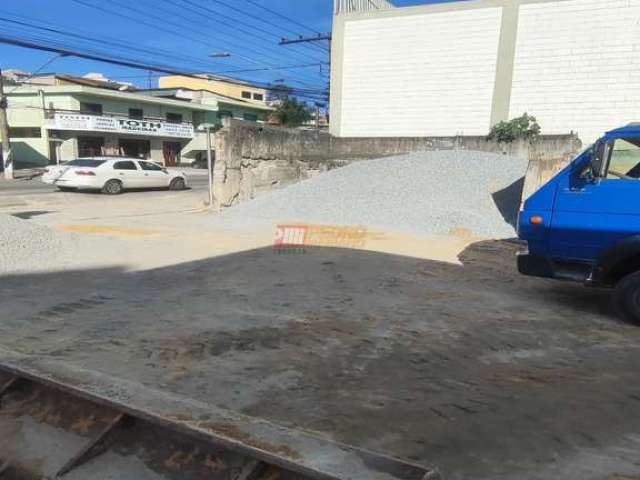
[41,157,188,194]
[518,123,640,322]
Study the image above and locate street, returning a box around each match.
[0,168,209,200]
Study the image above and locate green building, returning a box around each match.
[5,75,272,168]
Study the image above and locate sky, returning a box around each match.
[0,0,464,93]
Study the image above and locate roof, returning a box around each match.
[605,124,640,139]
[54,74,135,91]
[7,85,220,112]
[141,87,274,111]
[169,73,267,90]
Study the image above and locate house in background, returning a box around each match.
[159,74,269,106]
[4,72,272,169]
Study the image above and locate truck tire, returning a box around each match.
[613,270,640,324]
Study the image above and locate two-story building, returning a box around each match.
[5,75,271,168]
[158,74,270,106]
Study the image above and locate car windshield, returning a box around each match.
[64,159,106,168]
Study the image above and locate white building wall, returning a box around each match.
[338,7,503,137]
[510,0,640,144]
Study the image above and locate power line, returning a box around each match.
[7,53,65,93]
[0,15,223,71]
[171,0,325,60]
[68,0,325,87]
[201,0,327,53]
[241,0,323,37]
[155,0,321,65]
[0,33,329,98]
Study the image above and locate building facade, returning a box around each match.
[6,81,270,168]
[158,75,269,106]
[330,0,640,143]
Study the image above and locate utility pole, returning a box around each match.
[0,68,12,179]
[279,34,332,125]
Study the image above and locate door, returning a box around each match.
[78,136,104,157]
[111,160,146,188]
[550,137,640,260]
[138,160,171,188]
[163,142,182,167]
[119,139,151,159]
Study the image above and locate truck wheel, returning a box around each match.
[613,270,640,324]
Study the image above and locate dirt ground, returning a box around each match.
[2,185,640,479]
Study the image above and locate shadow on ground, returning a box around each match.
[492,177,525,229]
[0,240,639,480]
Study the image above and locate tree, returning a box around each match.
[273,97,313,128]
[487,113,541,143]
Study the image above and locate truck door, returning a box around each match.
[549,137,640,260]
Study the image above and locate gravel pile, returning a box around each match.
[217,150,528,239]
[0,214,79,274]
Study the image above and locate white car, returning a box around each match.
[41,157,188,194]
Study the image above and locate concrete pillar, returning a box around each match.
[490,1,521,127]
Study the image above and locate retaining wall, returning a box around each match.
[213,119,582,208]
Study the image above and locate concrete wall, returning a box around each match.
[331,0,640,144]
[213,119,582,208]
[509,0,640,143]
[338,6,503,136]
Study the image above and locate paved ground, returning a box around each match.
[2,235,640,479]
[2,178,640,479]
[0,169,209,199]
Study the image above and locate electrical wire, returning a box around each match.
[68,0,325,87]
[0,32,329,99]
[7,53,65,93]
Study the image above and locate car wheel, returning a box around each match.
[169,177,186,191]
[613,270,640,324]
[102,179,123,195]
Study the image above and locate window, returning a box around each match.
[606,138,640,180]
[243,113,258,122]
[218,110,233,119]
[241,91,252,99]
[80,102,103,115]
[9,127,41,138]
[139,161,164,171]
[129,108,143,119]
[113,161,138,170]
[64,159,106,168]
[166,113,183,123]
[253,93,264,101]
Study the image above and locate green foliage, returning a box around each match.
[487,113,541,143]
[274,97,313,128]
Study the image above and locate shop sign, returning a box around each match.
[46,113,194,138]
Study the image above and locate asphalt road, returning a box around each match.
[0,170,209,198]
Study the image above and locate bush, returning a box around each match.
[273,97,313,128]
[487,113,541,143]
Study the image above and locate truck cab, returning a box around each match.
[518,124,640,322]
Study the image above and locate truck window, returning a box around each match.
[607,138,640,179]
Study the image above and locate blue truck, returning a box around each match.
[518,124,640,323]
